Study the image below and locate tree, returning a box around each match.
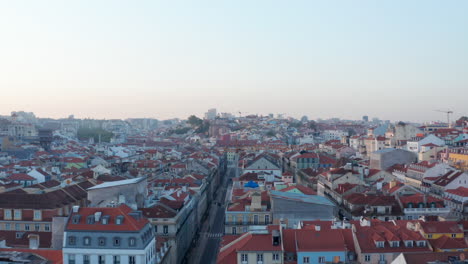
[195,121,210,134]
[77,127,114,143]
[308,120,317,130]
[266,130,276,137]
[187,115,203,128]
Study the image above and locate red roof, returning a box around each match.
[217,232,282,264]
[66,204,149,232]
[354,221,430,253]
[7,173,36,181]
[278,185,317,195]
[0,249,62,263]
[419,221,463,234]
[430,236,468,250]
[446,186,468,197]
[296,229,346,252]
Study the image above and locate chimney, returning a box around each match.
[389,180,396,189]
[94,212,102,222]
[72,205,80,213]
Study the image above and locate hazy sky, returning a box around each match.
[0,1,467,122]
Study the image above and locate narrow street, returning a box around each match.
[186,168,233,264]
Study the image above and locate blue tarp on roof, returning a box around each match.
[244,181,259,188]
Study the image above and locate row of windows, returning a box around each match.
[0,223,50,231]
[240,253,280,262]
[68,236,137,247]
[303,256,338,263]
[153,225,169,234]
[3,210,42,220]
[68,255,136,264]
[376,240,426,248]
[228,215,270,224]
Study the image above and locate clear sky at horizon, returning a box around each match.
[0,1,467,122]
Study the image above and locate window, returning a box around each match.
[15,223,20,231]
[364,255,371,262]
[98,237,106,246]
[33,210,41,220]
[68,236,76,246]
[16,232,23,238]
[113,255,120,264]
[113,237,121,246]
[163,225,168,234]
[428,234,433,239]
[4,210,12,219]
[44,224,50,231]
[257,253,263,262]
[34,224,40,231]
[318,256,325,263]
[273,253,279,260]
[129,237,136,247]
[417,241,426,247]
[83,237,91,246]
[5,223,10,230]
[232,227,237,235]
[14,210,22,220]
[303,256,310,263]
[86,216,94,224]
[380,254,385,261]
[265,215,270,224]
[83,255,90,264]
[376,241,384,248]
[68,254,75,264]
[129,256,136,264]
[406,241,413,247]
[243,226,248,233]
[391,241,399,247]
[253,215,259,225]
[241,254,248,262]
[98,255,105,264]
[451,234,457,238]
[154,225,158,233]
[25,224,30,231]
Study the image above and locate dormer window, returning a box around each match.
[113,237,121,246]
[390,241,399,247]
[405,241,413,247]
[102,215,110,225]
[72,215,81,224]
[116,215,124,225]
[417,241,426,247]
[86,215,95,224]
[376,241,385,248]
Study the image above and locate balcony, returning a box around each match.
[404,207,451,214]
[224,221,272,226]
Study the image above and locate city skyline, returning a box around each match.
[1,1,467,121]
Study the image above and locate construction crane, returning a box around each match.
[434,109,453,127]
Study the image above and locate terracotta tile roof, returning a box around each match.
[279,185,317,195]
[66,204,149,232]
[446,186,468,197]
[7,173,36,181]
[354,221,430,253]
[140,204,177,219]
[430,236,468,250]
[0,248,62,263]
[419,221,463,234]
[433,170,465,187]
